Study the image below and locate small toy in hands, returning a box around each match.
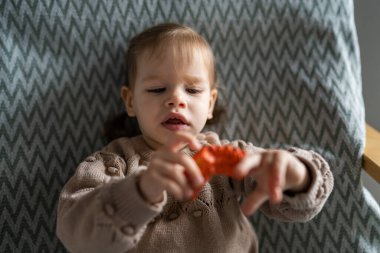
[191,145,246,198]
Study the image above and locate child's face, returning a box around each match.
[121,47,218,149]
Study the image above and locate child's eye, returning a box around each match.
[146,88,166,93]
[186,88,202,94]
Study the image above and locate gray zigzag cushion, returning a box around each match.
[1,0,379,252]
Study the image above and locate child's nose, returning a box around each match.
[166,90,186,108]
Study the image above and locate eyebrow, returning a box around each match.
[141,75,161,83]
[184,75,206,84]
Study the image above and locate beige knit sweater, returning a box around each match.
[56,131,334,253]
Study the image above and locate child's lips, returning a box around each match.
[162,121,189,131]
[162,114,189,131]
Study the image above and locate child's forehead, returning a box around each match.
[137,45,211,75]
[142,43,207,64]
[134,39,215,86]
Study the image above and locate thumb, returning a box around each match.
[241,190,268,216]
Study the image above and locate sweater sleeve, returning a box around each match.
[56,151,166,253]
[257,147,334,222]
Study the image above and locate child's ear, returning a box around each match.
[120,86,136,116]
[208,88,218,119]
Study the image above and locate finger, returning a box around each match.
[240,190,269,216]
[150,168,192,200]
[181,156,205,188]
[155,150,204,188]
[247,151,275,179]
[260,151,274,169]
[234,153,262,178]
[164,132,201,152]
[161,177,188,200]
[154,160,190,192]
[269,153,287,203]
[243,152,273,179]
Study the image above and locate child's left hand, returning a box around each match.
[235,150,310,216]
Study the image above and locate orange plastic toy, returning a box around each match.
[192,145,246,198]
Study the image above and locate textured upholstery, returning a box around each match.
[1,1,379,252]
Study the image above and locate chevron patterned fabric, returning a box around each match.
[1,0,379,252]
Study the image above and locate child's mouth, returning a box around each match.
[162,118,189,131]
[165,118,185,124]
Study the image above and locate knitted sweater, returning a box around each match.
[56,131,334,253]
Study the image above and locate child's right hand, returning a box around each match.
[138,132,205,203]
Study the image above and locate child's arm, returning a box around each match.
[56,151,165,253]
[236,147,334,221]
[56,133,204,253]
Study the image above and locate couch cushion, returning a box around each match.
[1,1,379,252]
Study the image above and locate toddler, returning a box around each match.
[56,23,333,253]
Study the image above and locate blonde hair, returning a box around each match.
[125,23,217,89]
